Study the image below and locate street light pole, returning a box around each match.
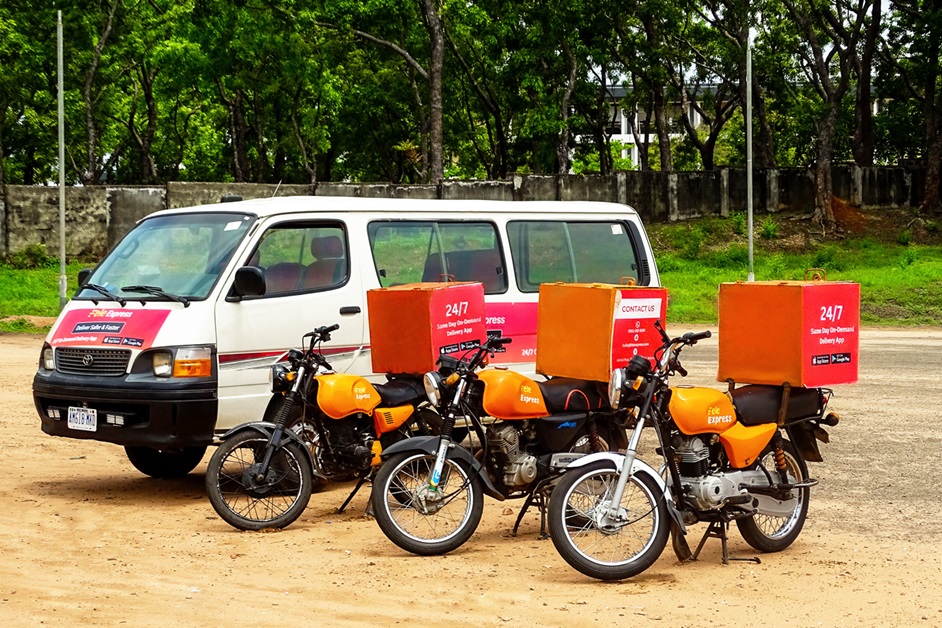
[746,25,755,282]
[58,11,67,310]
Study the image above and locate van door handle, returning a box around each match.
[340,306,361,315]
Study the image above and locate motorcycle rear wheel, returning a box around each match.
[371,451,484,556]
[737,438,809,552]
[548,461,670,581]
[205,431,313,531]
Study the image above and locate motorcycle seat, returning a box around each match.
[374,378,426,407]
[730,384,822,426]
[537,378,608,414]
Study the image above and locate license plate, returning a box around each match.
[68,406,97,432]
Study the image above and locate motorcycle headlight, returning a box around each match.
[269,363,292,393]
[608,368,626,408]
[424,371,444,406]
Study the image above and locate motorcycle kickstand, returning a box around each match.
[511,492,550,539]
[691,520,761,566]
[337,475,370,514]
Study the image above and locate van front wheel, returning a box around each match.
[124,446,207,478]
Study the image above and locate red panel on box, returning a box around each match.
[611,289,667,370]
[800,282,860,387]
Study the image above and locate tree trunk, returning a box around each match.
[557,41,577,176]
[921,2,942,214]
[652,85,672,172]
[81,0,121,185]
[753,81,777,168]
[419,0,445,184]
[814,105,839,227]
[853,0,881,166]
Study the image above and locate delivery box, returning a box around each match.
[536,282,668,382]
[717,278,860,387]
[367,282,486,375]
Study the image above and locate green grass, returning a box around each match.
[0,261,86,333]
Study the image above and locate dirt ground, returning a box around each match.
[3,328,941,627]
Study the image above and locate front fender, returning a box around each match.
[380,436,504,501]
[216,421,316,471]
[566,452,686,533]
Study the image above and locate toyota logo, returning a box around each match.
[82,354,94,367]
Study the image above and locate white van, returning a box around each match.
[32,197,660,477]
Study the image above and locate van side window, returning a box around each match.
[507,221,640,292]
[248,223,348,296]
[368,221,507,294]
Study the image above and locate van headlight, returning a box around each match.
[424,371,444,406]
[41,344,55,370]
[608,368,625,408]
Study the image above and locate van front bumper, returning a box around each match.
[33,370,218,448]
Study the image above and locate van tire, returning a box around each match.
[124,446,207,478]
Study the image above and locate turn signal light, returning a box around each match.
[173,347,212,378]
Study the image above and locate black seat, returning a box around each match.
[374,378,426,407]
[537,378,607,414]
[730,385,823,426]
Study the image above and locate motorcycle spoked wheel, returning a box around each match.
[736,438,810,553]
[371,451,484,556]
[548,460,670,581]
[205,431,313,531]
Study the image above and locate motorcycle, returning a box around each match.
[205,324,439,531]
[547,321,840,580]
[370,335,629,556]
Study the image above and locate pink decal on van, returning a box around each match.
[484,302,538,363]
[50,309,171,350]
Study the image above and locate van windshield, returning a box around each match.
[77,212,256,302]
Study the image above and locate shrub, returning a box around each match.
[898,229,912,246]
[3,244,58,270]
[730,211,747,236]
[760,217,779,240]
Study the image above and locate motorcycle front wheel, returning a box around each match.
[371,451,484,556]
[736,438,809,552]
[548,461,670,581]
[205,431,313,531]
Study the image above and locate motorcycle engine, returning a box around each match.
[491,424,538,488]
[676,436,746,510]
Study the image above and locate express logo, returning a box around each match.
[354,386,373,401]
[88,309,109,318]
[519,384,540,405]
[706,404,734,426]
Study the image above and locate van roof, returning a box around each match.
[152,196,640,219]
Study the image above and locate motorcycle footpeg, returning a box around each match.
[723,494,753,506]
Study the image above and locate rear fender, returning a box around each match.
[380,436,504,501]
[565,453,687,533]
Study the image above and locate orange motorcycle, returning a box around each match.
[547,322,839,580]
[205,324,439,530]
[370,335,628,556]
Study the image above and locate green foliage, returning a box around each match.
[3,244,58,270]
[897,230,912,246]
[760,217,779,240]
[730,211,747,236]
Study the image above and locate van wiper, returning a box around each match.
[81,283,127,307]
[122,284,191,308]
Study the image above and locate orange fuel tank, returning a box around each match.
[315,374,381,419]
[668,386,737,435]
[478,369,550,420]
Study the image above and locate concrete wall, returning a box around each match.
[0,165,930,258]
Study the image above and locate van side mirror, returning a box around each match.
[78,268,92,286]
[231,266,266,299]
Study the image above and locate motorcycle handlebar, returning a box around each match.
[682,330,712,344]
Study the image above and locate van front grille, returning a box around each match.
[56,347,131,376]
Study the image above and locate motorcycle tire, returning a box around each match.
[371,450,484,556]
[205,431,313,531]
[548,460,670,581]
[737,438,809,553]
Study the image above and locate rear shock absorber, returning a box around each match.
[771,432,789,484]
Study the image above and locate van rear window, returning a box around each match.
[507,221,641,292]
[368,221,507,294]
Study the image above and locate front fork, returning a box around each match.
[428,379,467,492]
[254,364,307,483]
